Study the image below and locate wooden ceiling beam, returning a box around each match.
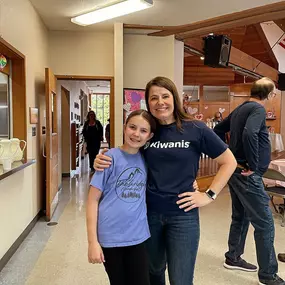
[123,24,175,30]
[176,11,285,40]
[148,2,285,37]
[253,24,278,69]
[229,46,278,82]
[184,38,279,82]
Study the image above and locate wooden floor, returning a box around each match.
[272,150,285,160]
[198,157,218,178]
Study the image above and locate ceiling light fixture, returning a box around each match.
[71,0,154,26]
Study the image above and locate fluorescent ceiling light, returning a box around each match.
[71,0,153,26]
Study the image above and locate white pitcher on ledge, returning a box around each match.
[0,139,17,166]
[10,138,26,162]
[0,144,4,162]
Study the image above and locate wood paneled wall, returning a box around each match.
[184,83,282,133]
[184,56,236,86]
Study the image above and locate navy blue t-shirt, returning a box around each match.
[143,120,228,215]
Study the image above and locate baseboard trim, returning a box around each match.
[0,211,42,272]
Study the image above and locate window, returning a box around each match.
[0,71,10,138]
[91,94,110,140]
[203,86,229,102]
[183,86,199,102]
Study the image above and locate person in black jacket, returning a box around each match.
[214,78,284,285]
[83,111,103,172]
[105,118,110,149]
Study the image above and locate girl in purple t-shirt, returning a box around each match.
[86,110,156,285]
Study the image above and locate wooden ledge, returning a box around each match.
[0,159,36,182]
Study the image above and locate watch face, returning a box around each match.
[207,189,216,198]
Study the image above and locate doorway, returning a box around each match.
[56,75,114,148]
[61,86,71,176]
[56,76,114,176]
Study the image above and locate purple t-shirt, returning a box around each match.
[90,148,150,248]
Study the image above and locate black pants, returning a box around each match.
[102,242,150,285]
[87,144,100,171]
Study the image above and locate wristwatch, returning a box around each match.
[205,189,217,200]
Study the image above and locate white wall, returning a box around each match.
[1,0,49,159]
[114,23,124,147]
[49,30,117,145]
[124,35,175,89]
[0,0,48,260]
[57,81,90,122]
[0,164,37,260]
[49,31,114,76]
[174,40,184,98]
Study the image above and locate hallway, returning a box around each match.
[1,160,285,285]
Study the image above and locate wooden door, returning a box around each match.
[45,68,59,221]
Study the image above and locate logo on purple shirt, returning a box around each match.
[116,167,146,202]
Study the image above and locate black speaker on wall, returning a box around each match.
[278,73,285,91]
[203,35,232,68]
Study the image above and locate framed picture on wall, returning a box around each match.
[29,107,38,124]
[123,88,146,122]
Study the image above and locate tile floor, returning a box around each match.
[1,159,285,285]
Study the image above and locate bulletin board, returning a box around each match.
[123,88,146,122]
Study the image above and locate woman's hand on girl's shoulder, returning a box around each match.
[88,242,105,264]
[94,148,112,171]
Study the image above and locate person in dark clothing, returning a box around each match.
[214,77,284,285]
[105,119,110,149]
[213,111,223,123]
[83,111,103,172]
[213,111,226,142]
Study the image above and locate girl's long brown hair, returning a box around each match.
[145,76,192,130]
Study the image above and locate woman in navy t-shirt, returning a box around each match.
[95,77,237,285]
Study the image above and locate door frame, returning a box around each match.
[0,38,27,158]
[55,75,115,148]
[45,68,59,221]
[60,85,71,176]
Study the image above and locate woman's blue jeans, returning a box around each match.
[146,210,200,285]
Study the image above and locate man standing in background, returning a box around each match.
[214,78,284,285]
